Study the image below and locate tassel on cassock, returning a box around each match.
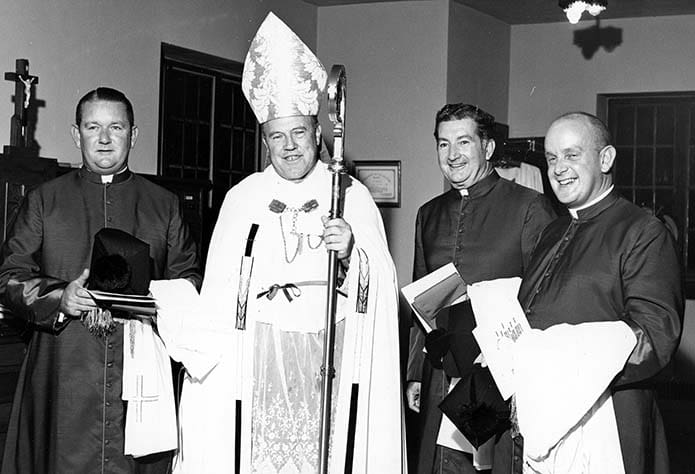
[82,308,117,337]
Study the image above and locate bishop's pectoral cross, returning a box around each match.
[4,59,39,148]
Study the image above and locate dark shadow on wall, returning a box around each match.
[573,18,623,59]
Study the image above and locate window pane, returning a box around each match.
[655,189,675,218]
[233,84,245,126]
[655,105,675,146]
[182,166,195,179]
[183,123,196,167]
[244,100,257,129]
[218,81,232,125]
[231,172,245,186]
[655,147,674,185]
[232,129,244,172]
[244,131,257,172]
[614,147,634,185]
[634,188,653,209]
[636,106,654,146]
[164,120,183,168]
[215,127,231,170]
[198,124,211,172]
[635,148,653,186]
[166,68,186,118]
[201,81,213,123]
[614,106,635,146]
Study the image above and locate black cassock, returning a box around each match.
[0,168,201,474]
[407,172,555,473]
[518,190,683,474]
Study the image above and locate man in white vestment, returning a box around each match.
[152,12,406,474]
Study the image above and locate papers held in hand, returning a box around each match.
[401,263,468,333]
[87,289,157,318]
[468,277,529,400]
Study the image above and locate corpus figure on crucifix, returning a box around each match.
[4,59,39,149]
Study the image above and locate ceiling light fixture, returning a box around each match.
[559,0,607,24]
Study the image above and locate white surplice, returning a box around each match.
[152,161,406,474]
[513,322,637,474]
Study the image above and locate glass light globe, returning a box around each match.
[587,3,606,16]
[565,3,585,24]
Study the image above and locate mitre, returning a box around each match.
[242,12,327,124]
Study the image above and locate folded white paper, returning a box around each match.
[468,277,528,400]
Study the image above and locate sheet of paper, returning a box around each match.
[401,262,467,334]
[468,277,529,400]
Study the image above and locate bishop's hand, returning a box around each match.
[321,216,354,262]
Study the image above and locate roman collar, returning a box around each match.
[573,189,620,221]
[79,166,132,184]
[447,170,499,200]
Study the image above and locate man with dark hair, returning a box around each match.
[407,103,555,473]
[75,86,135,129]
[515,111,682,473]
[434,103,496,141]
[0,87,201,473]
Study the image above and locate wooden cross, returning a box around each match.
[4,59,39,148]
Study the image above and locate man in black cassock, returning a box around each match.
[0,87,201,474]
[406,103,555,474]
[516,112,682,474]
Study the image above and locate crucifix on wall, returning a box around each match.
[4,58,39,151]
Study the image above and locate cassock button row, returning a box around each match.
[105,440,110,445]
[107,362,113,368]
[104,458,110,463]
[108,343,113,349]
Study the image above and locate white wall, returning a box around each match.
[447,2,510,123]
[317,0,449,285]
[508,14,695,137]
[0,0,317,173]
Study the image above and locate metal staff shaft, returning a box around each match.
[319,64,347,474]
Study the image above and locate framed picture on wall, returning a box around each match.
[352,160,401,208]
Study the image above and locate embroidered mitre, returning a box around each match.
[242,12,327,124]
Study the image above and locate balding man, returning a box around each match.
[516,112,682,474]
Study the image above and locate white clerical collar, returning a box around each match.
[568,185,614,219]
[100,167,128,184]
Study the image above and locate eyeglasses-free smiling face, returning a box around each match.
[262,115,321,182]
[436,118,495,190]
[71,99,138,175]
[544,117,615,210]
